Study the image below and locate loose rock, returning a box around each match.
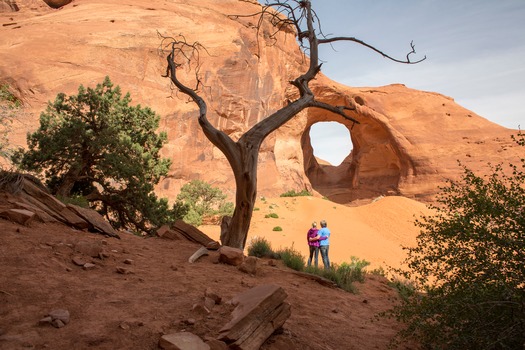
[159,332,210,350]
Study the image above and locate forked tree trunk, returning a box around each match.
[164,0,419,249]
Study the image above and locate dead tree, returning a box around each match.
[161,0,425,249]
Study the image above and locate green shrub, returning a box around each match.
[247,236,273,258]
[218,201,234,217]
[253,207,260,211]
[182,208,202,226]
[0,84,21,107]
[272,226,282,231]
[316,266,357,293]
[304,256,370,293]
[370,266,386,277]
[177,179,234,225]
[280,189,312,197]
[388,278,416,302]
[276,246,305,271]
[327,257,370,292]
[391,132,525,349]
[264,213,279,219]
[341,256,370,283]
[0,83,21,162]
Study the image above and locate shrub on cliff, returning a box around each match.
[12,77,187,234]
[0,83,21,163]
[391,132,525,349]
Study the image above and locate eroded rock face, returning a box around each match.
[300,81,522,203]
[0,1,19,12]
[0,0,521,205]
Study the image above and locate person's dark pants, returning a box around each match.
[320,245,330,269]
[307,246,319,267]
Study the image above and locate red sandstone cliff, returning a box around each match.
[1,0,521,204]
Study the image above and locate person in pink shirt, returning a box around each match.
[306,221,320,268]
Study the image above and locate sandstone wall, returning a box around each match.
[1,0,521,204]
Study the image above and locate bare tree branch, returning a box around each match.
[318,37,426,64]
[161,0,425,248]
[158,32,239,170]
[308,100,360,125]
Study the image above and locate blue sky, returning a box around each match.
[305,0,525,165]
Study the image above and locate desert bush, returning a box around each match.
[304,256,370,293]
[272,226,282,231]
[339,256,370,283]
[370,266,386,277]
[388,278,417,302]
[177,179,234,226]
[0,83,21,163]
[247,236,274,258]
[391,132,525,349]
[264,212,279,218]
[280,189,312,197]
[0,84,21,107]
[182,208,202,227]
[320,266,357,293]
[11,77,187,234]
[275,246,305,271]
[328,257,370,292]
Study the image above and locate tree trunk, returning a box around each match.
[163,0,422,250]
[55,166,82,198]
[221,143,258,249]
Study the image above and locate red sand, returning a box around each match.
[201,195,434,271]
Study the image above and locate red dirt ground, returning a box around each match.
[0,195,425,349]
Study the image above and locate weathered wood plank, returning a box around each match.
[218,284,290,349]
[230,302,291,350]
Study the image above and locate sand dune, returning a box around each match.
[201,195,435,271]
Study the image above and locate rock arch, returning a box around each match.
[302,93,411,204]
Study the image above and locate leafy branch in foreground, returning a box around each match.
[390,132,525,349]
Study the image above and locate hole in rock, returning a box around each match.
[309,121,353,166]
[302,111,404,205]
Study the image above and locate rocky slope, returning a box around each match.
[0,219,420,350]
[0,0,521,204]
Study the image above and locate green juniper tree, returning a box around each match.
[13,77,187,234]
[392,132,525,349]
